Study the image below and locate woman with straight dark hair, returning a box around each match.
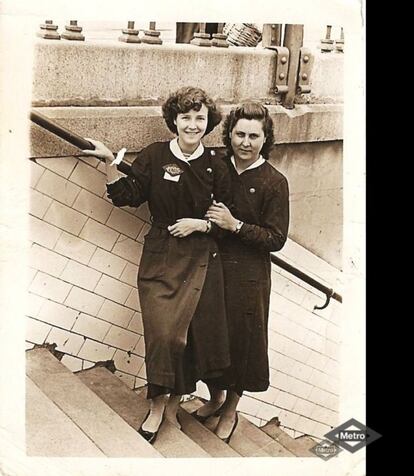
[83,86,231,444]
[194,101,290,443]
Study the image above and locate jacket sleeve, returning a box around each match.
[237,176,289,252]
[106,146,152,208]
[209,155,234,239]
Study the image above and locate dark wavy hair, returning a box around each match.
[222,102,275,159]
[162,86,222,136]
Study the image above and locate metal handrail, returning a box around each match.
[30,110,132,175]
[271,253,342,310]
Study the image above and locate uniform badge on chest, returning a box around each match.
[163,163,184,182]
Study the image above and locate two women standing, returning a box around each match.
[85,92,289,445]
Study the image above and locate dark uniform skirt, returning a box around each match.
[138,224,231,398]
[205,245,272,396]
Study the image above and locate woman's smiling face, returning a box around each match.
[174,104,208,152]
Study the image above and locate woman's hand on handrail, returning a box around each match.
[82,138,114,162]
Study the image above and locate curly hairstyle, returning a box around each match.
[162,86,222,136]
[222,102,275,159]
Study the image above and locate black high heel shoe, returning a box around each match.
[217,413,239,444]
[138,409,164,445]
[191,404,223,424]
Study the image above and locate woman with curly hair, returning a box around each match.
[194,102,290,443]
[83,86,231,444]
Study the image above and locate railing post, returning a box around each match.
[211,22,229,48]
[320,25,334,52]
[262,24,282,47]
[61,20,85,41]
[190,23,212,47]
[37,20,61,40]
[335,27,344,53]
[282,24,304,109]
[119,21,141,43]
[141,22,162,44]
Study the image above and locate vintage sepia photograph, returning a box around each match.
[0,0,365,475]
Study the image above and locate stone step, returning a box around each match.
[137,386,240,457]
[181,398,271,457]
[78,366,210,458]
[260,419,317,457]
[26,377,104,457]
[26,348,161,458]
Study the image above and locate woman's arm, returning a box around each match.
[83,139,151,208]
[206,177,290,252]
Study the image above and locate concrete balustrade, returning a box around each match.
[32,40,343,107]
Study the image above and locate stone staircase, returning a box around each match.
[26,347,317,458]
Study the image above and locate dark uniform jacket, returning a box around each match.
[211,155,289,394]
[106,141,232,390]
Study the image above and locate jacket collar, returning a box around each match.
[230,155,265,175]
[169,138,204,163]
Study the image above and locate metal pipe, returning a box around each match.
[30,110,132,175]
[271,253,342,308]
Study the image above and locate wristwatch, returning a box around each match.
[234,220,244,234]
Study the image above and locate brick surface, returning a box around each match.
[135,202,151,223]
[64,286,105,316]
[72,189,113,224]
[29,272,72,303]
[94,275,132,305]
[278,409,301,429]
[133,336,146,357]
[127,312,144,334]
[69,161,107,196]
[72,313,111,341]
[112,235,143,264]
[119,262,138,287]
[125,288,141,311]
[79,218,120,251]
[45,327,85,355]
[37,299,79,330]
[26,317,52,344]
[103,326,140,351]
[106,207,144,239]
[29,244,69,278]
[27,268,38,288]
[26,292,46,318]
[61,354,83,372]
[294,416,317,436]
[293,398,317,417]
[30,215,62,249]
[54,232,96,265]
[97,300,135,327]
[135,377,147,388]
[60,260,102,291]
[35,156,77,179]
[275,390,298,411]
[77,339,116,362]
[89,248,127,279]
[44,201,88,236]
[36,169,81,207]
[113,349,144,375]
[255,401,281,421]
[29,160,45,188]
[289,378,313,400]
[29,188,52,219]
[289,362,314,383]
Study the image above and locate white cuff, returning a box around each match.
[110,147,127,166]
